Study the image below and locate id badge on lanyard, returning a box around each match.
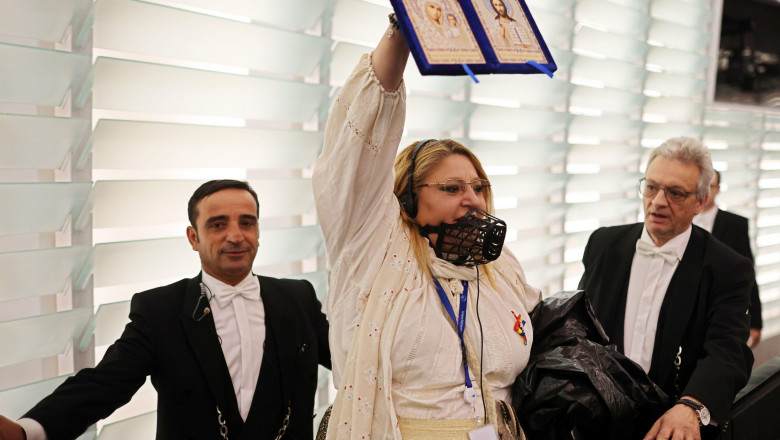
[432,278,498,439]
[469,424,499,440]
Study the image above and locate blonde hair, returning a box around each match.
[393,139,496,274]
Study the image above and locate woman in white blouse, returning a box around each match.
[313,16,541,440]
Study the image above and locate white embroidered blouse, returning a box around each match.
[313,53,541,439]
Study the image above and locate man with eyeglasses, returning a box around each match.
[578,137,754,440]
[693,170,762,349]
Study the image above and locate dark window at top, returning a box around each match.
[715,0,780,108]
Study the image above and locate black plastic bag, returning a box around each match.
[512,291,670,440]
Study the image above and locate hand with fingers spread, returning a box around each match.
[644,403,701,440]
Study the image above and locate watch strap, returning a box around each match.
[676,398,704,425]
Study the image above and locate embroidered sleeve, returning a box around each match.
[313,53,408,372]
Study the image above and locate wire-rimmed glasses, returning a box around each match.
[639,178,695,205]
[418,178,491,195]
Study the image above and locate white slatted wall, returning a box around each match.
[0,0,778,436]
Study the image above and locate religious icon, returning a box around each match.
[471,0,549,64]
[390,0,556,75]
[401,0,486,65]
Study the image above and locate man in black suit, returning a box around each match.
[0,180,331,440]
[578,138,754,440]
[693,170,762,348]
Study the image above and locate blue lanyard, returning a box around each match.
[433,277,472,389]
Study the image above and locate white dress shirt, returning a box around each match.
[202,271,265,421]
[19,271,265,440]
[624,226,691,372]
[693,205,718,233]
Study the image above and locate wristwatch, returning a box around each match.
[676,398,711,426]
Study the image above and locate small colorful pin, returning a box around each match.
[511,311,527,345]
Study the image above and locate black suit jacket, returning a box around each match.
[712,208,762,329]
[24,274,331,440]
[578,224,754,425]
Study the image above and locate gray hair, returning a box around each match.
[647,136,714,200]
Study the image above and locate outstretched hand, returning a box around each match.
[0,416,25,440]
[643,404,700,440]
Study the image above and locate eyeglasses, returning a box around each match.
[418,178,491,195]
[639,178,696,205]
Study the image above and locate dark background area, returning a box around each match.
[715,0,780,108]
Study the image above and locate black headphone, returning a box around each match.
[398,139,436,219]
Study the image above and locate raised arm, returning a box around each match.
[312,25,412,383]
[372,20,410,91]
[313,25,411,274]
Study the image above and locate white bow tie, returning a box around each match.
[636,240,679,265]
[214,286,260,308]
